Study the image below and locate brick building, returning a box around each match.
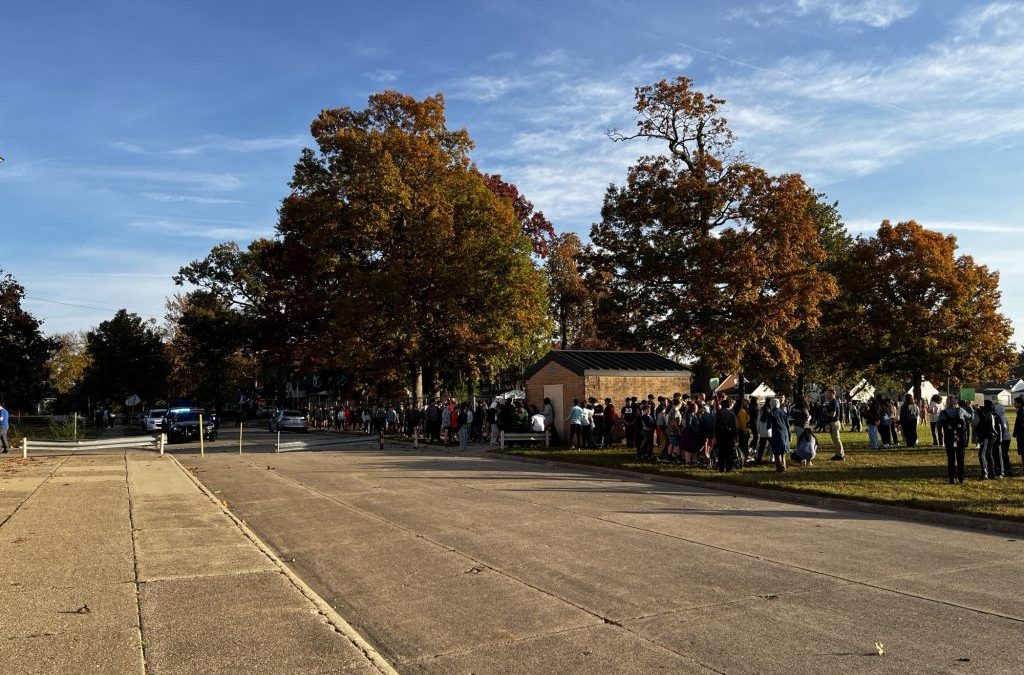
[524,351,692,440]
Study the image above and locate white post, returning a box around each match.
[22,437,28,459]
[159,433,165,456]
[73,412,77,441]
[239,422,243,455]
[500,431,505,451]
[276,428,281,453]
[545,429,550,448]
[379,431,384,451]
[413,427,418,449]
[199,414,205,458]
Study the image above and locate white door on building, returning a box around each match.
[543,384,564,440]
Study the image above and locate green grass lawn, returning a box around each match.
[505,411,1024,522]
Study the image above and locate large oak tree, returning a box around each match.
[0,271,55,409]
[590,77,837,379]
[836,220,1014,398]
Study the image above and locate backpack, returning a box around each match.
[700,410,715,434]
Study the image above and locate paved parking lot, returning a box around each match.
[181,442,1024,674]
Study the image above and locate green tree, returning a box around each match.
[836,220,1015,398]
[165,291,253,413]
[0,271,55,409]
[592,77,837,378]
[81,310,169,405]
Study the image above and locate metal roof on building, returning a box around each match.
[525,350,691,379]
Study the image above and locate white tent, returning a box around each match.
[906,380,941,402]
[849,379,875,402]
[1009,379,1024,396]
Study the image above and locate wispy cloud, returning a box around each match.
[733,0,918,28]
[167,135,305,156]
[847,219,1024,234]
[127,217,270,240]
[366,68,400,83]
[81,166,244,191]
[140,192,242,204]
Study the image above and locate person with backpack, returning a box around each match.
[975,399,1004,479]
[713,396,738,472]
[938,395,971,484]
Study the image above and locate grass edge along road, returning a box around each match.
[503,416,1024,523]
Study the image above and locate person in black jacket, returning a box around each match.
[1014,396,1024,473]
[714,396,739,472]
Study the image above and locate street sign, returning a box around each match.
[125,394,141,406]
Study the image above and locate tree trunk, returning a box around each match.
[559,297,568,349]
[796,371,805,401]
[413,365,423,407]
[912,372,922,402]
[738,372,746,400]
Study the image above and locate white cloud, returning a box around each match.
[141,192,242,204]
[847,219,1024,234]
[709,2,1024,181]
[127,217,270,240]
[792,0,918,27]
[366,68,400,83]
[168,135,305,156]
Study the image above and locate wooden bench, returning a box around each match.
[499,430,549,450]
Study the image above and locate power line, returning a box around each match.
[24,295,162,320]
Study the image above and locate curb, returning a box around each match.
[166,454,400,675]
[485,450,1024,538]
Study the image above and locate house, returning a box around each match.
[524,351,692,440]
[981,387,1012,406]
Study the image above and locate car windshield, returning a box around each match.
[147,410,166,418]
[173,411,206,423]
[283,411,304,417]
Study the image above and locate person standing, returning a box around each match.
[638,402,656,461]
[714,396,738,472]
[735,397,750,463]
[994,401,1013,477]
[592,399,605,448]
[581,403,594,449]
[1014,396,1024,474]
[790,399,809,446]
[928,395,943,446]
[602,398,616,448]
[823,389,845,461]
[566,399,585,450]
[621,398,637,449]
[457,403,472,450]
[767,398,791,472]
[865,397,880,450]
[975,399,1003,479]
[900,394,920,448]
[0,401,10,453]
[938,395,970,484]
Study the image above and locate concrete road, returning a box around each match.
[179,443,1024,674]
[0,452,391,674]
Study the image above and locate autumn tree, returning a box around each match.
[546,233,591,348]
[165,291,254,413]
[836,220,1014,398]
[183,91,551,396]
[482,174,556,258]
[0,271,55,409]
[591,77,837,383]
[80,310,169,405]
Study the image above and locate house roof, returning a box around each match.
[525,350,691,379]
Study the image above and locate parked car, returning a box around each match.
[165,409,218,444]
[270,410,308,433]
[142,408,168,432]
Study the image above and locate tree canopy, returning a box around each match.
[0,271,55,409]
[80,309,169,405]
[590,77,837,376]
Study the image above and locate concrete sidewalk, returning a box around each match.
[0,452,393,674]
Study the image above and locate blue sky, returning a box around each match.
[2,0,1022,345]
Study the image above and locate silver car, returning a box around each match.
[143,408,167,432]
[270,410,308,433]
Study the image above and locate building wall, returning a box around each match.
[528,369,694,408]
[583,374,693,407]
[525,362,585,412]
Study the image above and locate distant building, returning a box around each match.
[525,351,692,440]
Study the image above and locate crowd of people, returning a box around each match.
[296,389,1024,482]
